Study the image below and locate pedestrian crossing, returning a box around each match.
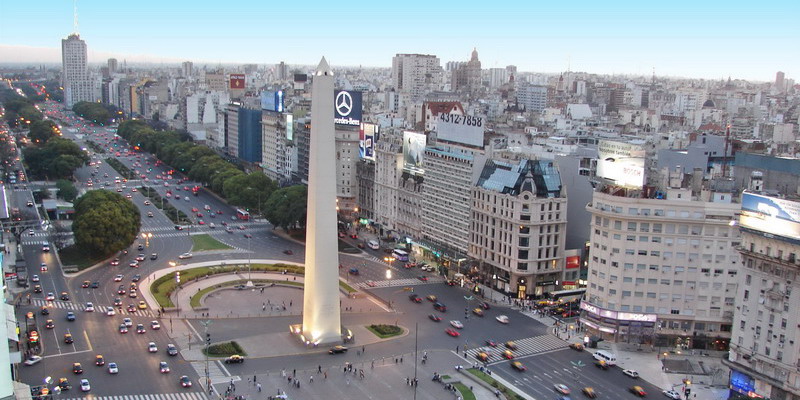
[355,276,446,289]
[59,391,208,400]
[31,299,156,317]
[465,334,566,363]
[190,361,230,384]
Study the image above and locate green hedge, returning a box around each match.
[204,341,246,357]
[466,368,525,400]
[105,157,135,179]
[366,324,404,339]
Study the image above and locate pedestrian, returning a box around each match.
[400,356,403,363]
[318,365,322,373]
[324,371,327,379]
[256,383,261,392]
[262,305,266,311]
[254,375,257,384]
[456,345,459,353]
[293,369,296,377]
[362,345,365,353]
[395,358,398,363]
[406,377,410,386]
[309,375,313,383]
[296,380,300,389]
[371,360,375,369]
[281,369,286,377]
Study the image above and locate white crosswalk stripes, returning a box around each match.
[59,391,208,400]
[189,360,230,384]
[355,276,446,289]
[31,299,155,317]
[465,334,566,362]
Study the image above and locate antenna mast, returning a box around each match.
[73,0,79,35]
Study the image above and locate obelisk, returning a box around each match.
[302,57,342,344]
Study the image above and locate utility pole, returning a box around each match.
[201,320,213,395]
[413,322,418,400]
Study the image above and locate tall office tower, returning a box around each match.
[278,61,287,81]
[302,57,342,344]
[775,71,785,92]
[182,61,194,78]
[391,53,442,101]
[107,58,118,75]
[61,33,94,107]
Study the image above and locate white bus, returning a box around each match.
[392,249,409,262]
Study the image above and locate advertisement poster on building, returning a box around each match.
[334,90,362,126]
[359,123,378,161]
[403,131,426,176]
[230,74,245,89]
[596,139,646,188]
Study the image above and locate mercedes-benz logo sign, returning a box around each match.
[336,91,353,117]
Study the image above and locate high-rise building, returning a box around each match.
[726,189,800,400]
[516,84,548,112]
[237,108,262,163]
[470,158,567,298]
[261,109,288,181]
[582,178,740,346]
[107,58,118,75]
[61,33,94,107]
[775,71,786,92]
[335,125,360,214]
[182,61,193,78]
[392,54,442,101]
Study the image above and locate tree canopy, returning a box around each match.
[23,137,89,179]
[264,185,308,231]
[56,179,78,202]
[72,101,122,126]
[28,120,60,144]
[72,190,141,256]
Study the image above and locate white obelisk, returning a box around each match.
[302,57,342,344]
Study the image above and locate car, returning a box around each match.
[137,244,144,251]
[114,298,122,306]
[496,315,510,324]
[40,263,48,272]
[595,360,610,370]
[28,229,35,236]
[237,225,246,230]
[328,346,348,355]
[554,384,571,395]
[66,311,76,321]
[72,362,83,374]
[95,355,105,366]
[127,304,136,312]
[64,333,74,344]
[160,361,170,373]
[450,320,464,329]
[129,261,139,268]
[129,290,138,298]
[39,306,50,315]
[505,341,518,350]
[148,342,158,353]
[472,308,484,316]
[136,254,145,261]
[562,310,579,318]
[106,306,116,316]
[348,267,359,275]
[123,317,133,327]
[138,300,148,309]
[180,375,192,388]
[426,295,437,302]
[108,362,119,374]
[31,274,40,282]
[630,386,647,397]
[27,200,33,207]
[167,343,179,356]
[569,343,584,351]
[114,274,123,282]
[151,320,161,330]
[409,294,422,303]
[433,302,447,312]
[90,281,100,288]
[143,200,151,206]
[136,324,146,334]
[417,275,428,281]
[110,258,120,266]
[662,390,681,399]
[582,387,597,398]
[476,351,490,362]
[57,377,71,390]
[175,225,184,230]
[501,350,514,359]
[33,285,42,293]
[42,244,50,252]
[119,324,128,334]
[118,285,126,294]
[623,369,640,379]
[178,253,192,259]
[445,328,460,337]
[196,212,203,218]
[45,292,55,301]
[147,211,153,217]
[150,253,158,260]
[79,379,90,392]
[511,361,527,371]
[24,355,43,366]
[132,274,141,282]
[485,339,498,347]
[428,314,442,322]
[479,302,491,310]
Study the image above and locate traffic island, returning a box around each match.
[202,341,246,357]
[365,324,404,339]
[465,368,526,400]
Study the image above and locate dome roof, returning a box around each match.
[702,99,716,108]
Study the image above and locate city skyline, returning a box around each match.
[0,0,796,81]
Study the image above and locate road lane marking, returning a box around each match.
[83,330,93,351]
[43,349,93,359]
[215,359,232,377]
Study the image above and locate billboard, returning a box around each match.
[565,256,580,269]
[261,90,284,112]
[740,191,800,243]
[286,114,293,141]
[334,90,362,126]
[596,139,645,188]
[402,131,426,176]
[230,74,245,89]
[359,123,378,161]
[436,113,484,147]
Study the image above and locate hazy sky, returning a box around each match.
[0,0,796,81]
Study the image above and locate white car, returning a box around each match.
[496,315,510,324]
[123,317,133,327]
[106,306,116,316]
[31,274,40,282]
[45,292,55,301]
[80,379,91,392]
[160,361,170,373]
[108,362,119,374]
[663,390,681,400]
[23,355,43,365]
[623,369,640,378]
[178,253,192,259]
[114,274,123,282]
[148,342,158,353]
[151,321,161,330]
[85,302,95,312]
[450,320,464,329]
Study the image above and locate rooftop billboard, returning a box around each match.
[402,131,426,176]
[740,191,800,243]
[436,113,484,147]
[334,90,362,126]
[596,139,645,188]
[261,90,284,112]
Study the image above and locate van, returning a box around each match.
[367,240,380,250]
[592,350,617,366]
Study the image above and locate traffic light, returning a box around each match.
[206,333,211,345]
[175,271,181,283]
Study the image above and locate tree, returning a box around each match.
[56,179,78,202]
[29,120,60,144]
[264,185,308,231]
[23,138,88,180]
[50,221,71,250]
[223,173,277,213]
[72,190,141,256]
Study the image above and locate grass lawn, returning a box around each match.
[466,368,525,400]
[454,383,477,400]
[203,341,246,357]
[191,234,233,251]
[339,281,357,294]
[58,245,108,271]
[365,324,404,339]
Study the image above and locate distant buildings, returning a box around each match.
[61,33,94,107]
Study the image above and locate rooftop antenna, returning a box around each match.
[73,0,79,35]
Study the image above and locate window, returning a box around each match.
[627,222,637,231]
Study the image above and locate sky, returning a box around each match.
[0,0,797,81]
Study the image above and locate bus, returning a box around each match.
[548,289,586,304]
[236,209,250,221]
[392,249,409,262]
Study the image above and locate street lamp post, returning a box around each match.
[141,232,152,247]
[247,234,252,285]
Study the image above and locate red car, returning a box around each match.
[409,294,422,303]
[418,276,428,281]
[350,234,358,239]
[485,339,498,347]
[429,314,442,322]
[445,328,460,337]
